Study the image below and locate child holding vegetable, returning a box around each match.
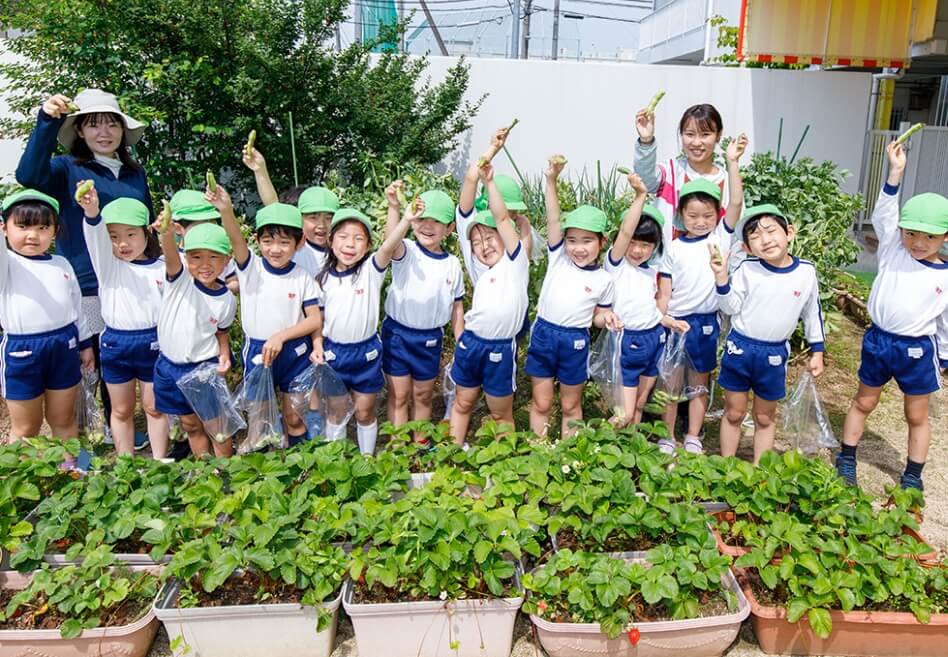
[837,140,948,493]
[0,190,94,455]
[315,199,425,454]
[381,184,465,435]
[153,213,237,458]
[448,162,529,445]
[242,145,339,276]
[605,173,676,424]
[656,135,747,454]
[169,189,239,292]
[211,187,323,448]
[711,204,825,464]
[525,157,620,437]
[77,191,169,458]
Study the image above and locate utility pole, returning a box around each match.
[398,0,405,52]
[551,0,560,60]
[354,0,362,44]
[418,0,449,55]
[521,0,532,59]
[510,0,520,58]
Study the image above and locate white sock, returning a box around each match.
[357,421,378,455]
[325,421,346,441]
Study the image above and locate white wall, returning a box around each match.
[423,56,871,193]
[0,46,25,183]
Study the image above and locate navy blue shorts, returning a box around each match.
[0,324,82,400]
[325,334,384,394]
[674,312,720,374]
[381,317,443,382]
[451,331,518,398]
[717,331,790,401]
[619,325,666,387]
[153,354,218,417]
[100,326,159,384]
[858,325,940,396]
[242,335,312,394]
[524,317,590,386]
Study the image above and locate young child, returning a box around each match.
[448,163,529,445]
[213,187,323,448]
[77,192,168,457]
[711,204,825,464]
[525,157,619,437]
[656,135,747,454]
[315,201,424,454]
[634,103,730,244]
[837,141,948,493]
[605,173,675,424]
[153,215,237,458]
[169,189,239,292]
[242,146,339,276]
[382,185,464,433]
[0,190,94,457]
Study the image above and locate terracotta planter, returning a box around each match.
[153,578,341,657]
[0,568,159,657]
[342,572,523,657]
[735,567,948,657]
[528,553,750,657]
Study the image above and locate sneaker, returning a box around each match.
[102,426,114,445]
[899,472,924,491]
[133,431,149,451]
[683,435,704,455]
[835,454,858,486]
[657,438,677,455]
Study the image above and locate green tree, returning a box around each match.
[0,0,482,210]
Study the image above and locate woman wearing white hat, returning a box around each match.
[16,89,153,438]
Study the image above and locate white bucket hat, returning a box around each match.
[56,89,146,149]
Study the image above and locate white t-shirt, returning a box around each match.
[456,206,489,285]
[535,241,615,329]
[464,242,529,340]
[718,257,824,348]
[660,221,732,317]
[293,240,329,278]
[317,256,387,344]
[0,241,90,340]
[235,252,320,341]
[157,269,237,363]
[384,240,465,330]
[83,217,164,330]
[604,253,663,331]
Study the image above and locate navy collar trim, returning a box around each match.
[131,257,159,266]
[262,259,296,275]
[758,256,800,274]
[679,233,710,243]
[418,243,449,260]
[576,261,601,271]
[917,257,948,270]
[16,252,53,261]
[329,264,360,277]
[306,240,328,253]
[194,279,229,296]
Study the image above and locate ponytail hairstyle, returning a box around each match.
[316,219,372,289]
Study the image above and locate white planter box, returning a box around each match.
[342,576,523,657]
[152,579,341,657]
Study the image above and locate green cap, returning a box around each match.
[736,203,788,240]
[183,222,232,256]
[331,207,373,233]
[475,174,527,212]
[170,190,220,223]
[101,197,149,227]
[562,205,608,234]
[418,190,455,225]
[467,209,498,236]
[298,187,340,214]
[642,204,665,228]
[899,193,948,235]
[2,189,60,215]
[679,178,722,202]
[256,202,303,231]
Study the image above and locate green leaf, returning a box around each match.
[786,598,810,624]
[60,619,83,639]
[807,607,833,639]
[473,540,491,564]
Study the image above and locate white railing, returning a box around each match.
[639,0,709,52]
[857,129,898,232]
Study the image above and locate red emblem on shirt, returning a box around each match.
[63,273,70,280]
[288,292,297,299]
[355,288,364,295]
[584,286,593,294]
[937,287,943,295]
[490,277,496,284]
[793,291,801,297]
[209,317,218,325]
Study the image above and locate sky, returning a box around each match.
[341,0,653,61]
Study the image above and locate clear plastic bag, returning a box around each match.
[589,329,625,421]
[650,331,692,409]
[75,370,105,445]
[781,372,838,454]
[175,362,246,444]
[235,356,286,453]
[287,362,354,440]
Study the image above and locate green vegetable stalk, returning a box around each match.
[74,180,94,204]
[645,91,665,115]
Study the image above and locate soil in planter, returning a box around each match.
[0,587,151,631]
[45,532,152,556]
[555,528,662,553]
[541,588,731,625]
[184,570,304,607]
[352,576,517,604]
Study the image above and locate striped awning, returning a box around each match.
[737,0,938,69]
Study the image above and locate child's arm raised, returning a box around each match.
[722,134,748,231]
[460,127,511,214]
[207,185,249,268]
[610,173,648,264]
[633,108,661,194]
[155,201,182,280]
[383,180,407,261]
[871,141,907,254]
[481,162,520,257]
[375,198,424,270]
[545,156,566,247]
[242,147,279,206]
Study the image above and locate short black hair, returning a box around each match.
[677,191,721,215]
[4,201,60,234]
[278,186,308,206]
[632,216,664,256]
[742,214,789,246]
[257,224,303,243]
